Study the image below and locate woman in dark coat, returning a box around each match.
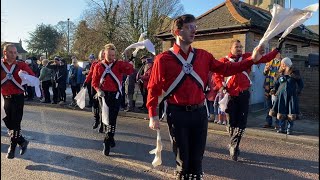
[269,57,304,135]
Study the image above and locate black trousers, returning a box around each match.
[52,82,59,103]
[41,80,52,102]
[58,87,67,102]
[71,84,81,100]
[141,87,148,108]
[226,90,250,150]
[166,105,208,175]
[2,94,26,144]
[87,83,93,106]
[99,92,120,134]
[26,86,35,99]
[91,88,100,121]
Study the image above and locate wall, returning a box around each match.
[292,55,319,115]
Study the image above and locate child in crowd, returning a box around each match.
[214,88,227,125]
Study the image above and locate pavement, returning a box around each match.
[24,87,319,147]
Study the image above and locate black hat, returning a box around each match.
[54,56,60,61]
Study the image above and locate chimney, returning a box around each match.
[19,39,22,46]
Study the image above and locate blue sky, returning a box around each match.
[1,0,319,49]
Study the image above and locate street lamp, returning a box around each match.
[67,18,70,55]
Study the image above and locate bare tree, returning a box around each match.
[72,0,184,59]
[55,20,76,54]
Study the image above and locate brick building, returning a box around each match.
[156,0,319,113]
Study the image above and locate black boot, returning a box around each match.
[174,171,188,180]
[19,140,29,155]
[98,124,104,133]
[229,144,239,161]
[190,173,204,180]
[106,125,116,148]
[229,128,245,161]
[7,142,17,159]
[92,120,99,129]
[109,135,115,148]
[103,136,111,156]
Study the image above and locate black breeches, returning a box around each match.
[166,105,208,175]
[226,90,250,129]
[87,83,93,106]
[99,92,120,127]
[92,89,100,120]
[3,94,24,131]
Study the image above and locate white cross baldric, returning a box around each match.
[1,61,25,91]
[159,48,206,119]
[100,62,122,99]
[224,56,252,86]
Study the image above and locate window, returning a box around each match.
[284,44,298,58]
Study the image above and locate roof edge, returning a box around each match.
[196,1,226,20]
[225,0,250,24]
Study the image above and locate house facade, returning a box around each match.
[156,0,319,110]
[1,40,28,60]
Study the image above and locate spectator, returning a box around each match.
[263,51,281,129]
[39,59,53,103]
[68,57,85,106]
[269,57,304,135]
[136,56,148,109]
[57,59,68,104]
[139,58,153,112]
[25,58,36,101]
[47,57,60,104]
[125,68,138,112]
[205,72,219,122]
[83,53,95,107]
[213,88,227,125]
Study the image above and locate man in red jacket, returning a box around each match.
[147,14,267,179]
[92,44,134,156]
[1,44,35,159]
[84,49,105,132]
[214,39,283,162]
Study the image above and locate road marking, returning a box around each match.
[112,158,175,179]
[208,129,229,136]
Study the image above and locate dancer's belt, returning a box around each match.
[168,102,205,112]
[3,94,24,99]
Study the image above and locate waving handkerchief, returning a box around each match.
[149,129,163,167]
[18,70,41,97]
[258,3,319,46]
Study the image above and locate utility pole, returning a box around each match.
[67,18,70,55]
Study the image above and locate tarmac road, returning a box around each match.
[1,105,318,180]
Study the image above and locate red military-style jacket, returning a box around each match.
[146,43,255,118]
[1,59,35,96]
[92,59,134,92]
[84,60,99,84]
[214,49,279,96]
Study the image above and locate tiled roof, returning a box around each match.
[1,42,28,54]
[157,0,319,42]
[307,25,319,35]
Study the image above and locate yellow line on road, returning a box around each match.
[112,158,175,179]
[208,129,229,136]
